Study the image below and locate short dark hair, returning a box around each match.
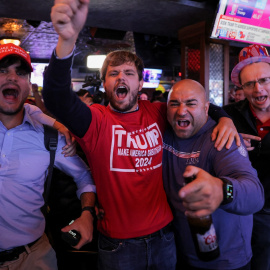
[235,87,244,92]
[100,50,144,81]
[0,55,32,74]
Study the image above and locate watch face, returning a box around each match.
[222,179,233,205]
[226,184,233,199]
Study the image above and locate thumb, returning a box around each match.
[180,166,200,198]
[61,220,75,233]
[61,225,71,233]
[183,165,198,180]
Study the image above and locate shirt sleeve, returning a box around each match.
[24,104,55,126]
[211,136,264,215]
[209,103,231,122]
[42,50,92,138]
[54,135,96,198]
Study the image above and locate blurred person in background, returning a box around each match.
[234,87,245,102]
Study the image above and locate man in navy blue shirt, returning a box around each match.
[163,79,264,270]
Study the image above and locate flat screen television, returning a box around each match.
[143,68,162,88]
[31,63,48,87]
[211,0,270,47]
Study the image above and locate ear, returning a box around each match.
[139,80,144,91]
[205,101,210,115]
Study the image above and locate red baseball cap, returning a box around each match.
[0,43,33,72]
[231,44,270,87]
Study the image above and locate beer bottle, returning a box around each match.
[184,176,220,261]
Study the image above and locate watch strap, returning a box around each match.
[220,177,233,205]
[81,206,95,217]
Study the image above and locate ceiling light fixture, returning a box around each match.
[87,55,106,69]
[0,38,21,46]
[0,30,21,46]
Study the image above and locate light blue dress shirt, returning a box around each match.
[0,104,96,251]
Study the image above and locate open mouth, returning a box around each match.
[116,85,128,99]
[255,96,267,102]
[177,120,190,127]
[2,88,19,100]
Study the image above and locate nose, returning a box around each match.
[6,70,18,82]
[254,81,263,92]
[177,103,187,116]
[116,71,126,81]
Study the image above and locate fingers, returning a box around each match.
[213,127,230,151]
[62,145,76,157]
[62,137,77,156]
[212,117,241,151]
[61,215,93,249]
[184,208,213,219]
[182,165,198,180]
[214,127,241,151]
[240,133,261,141]
[180,166,202,198]
[224,131,241,150]
[95,206,105,220]
[51,3,74,24]
[179,167,223,218]
[211,126,218,142]
[61,224,70,233]
[234,132,241,147]
[240,133,261,151]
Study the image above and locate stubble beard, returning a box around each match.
[109,87,139,112]
[0,99,26,116]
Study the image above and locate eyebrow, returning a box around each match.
[169,98,198,103]
[109,68,136,73]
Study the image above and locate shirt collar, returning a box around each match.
[22,106,39,131]
[109,103,139,113]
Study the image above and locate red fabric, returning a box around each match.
[0,43,33,71]
[249,104,270,139]
[76,100,173,238]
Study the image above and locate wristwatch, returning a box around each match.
[220,178,233,205]
[81,206,95,217]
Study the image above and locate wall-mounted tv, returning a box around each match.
[31,63,48,87]
[143,68,162,88]
[211,0,270,47]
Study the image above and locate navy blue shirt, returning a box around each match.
[163,117,264,269]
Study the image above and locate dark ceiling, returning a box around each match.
[0,0,220,75]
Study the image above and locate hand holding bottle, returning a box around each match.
[179,165,223,218]
[181,167,222,261]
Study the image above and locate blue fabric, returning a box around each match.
[98,228,176,270]
[251,212,270,270]
[0,105,95,251]
[163,117,264,269]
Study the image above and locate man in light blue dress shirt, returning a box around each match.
[0,44,96,269]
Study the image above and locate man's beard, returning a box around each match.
[108,87,139,112]
[0,100,25,116]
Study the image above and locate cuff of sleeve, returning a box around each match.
[54,46,76,60]
[76,185,96,199]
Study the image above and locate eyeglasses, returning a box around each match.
[242,77,270,89]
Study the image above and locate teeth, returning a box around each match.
[177,120,189,127]
[255,96,266,101]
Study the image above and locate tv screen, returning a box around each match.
[211,0,270,47]
[143,68,162,88]
[31,63,48,87]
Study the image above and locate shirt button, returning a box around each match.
[260,128,264,131]
[2,154,5,158]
